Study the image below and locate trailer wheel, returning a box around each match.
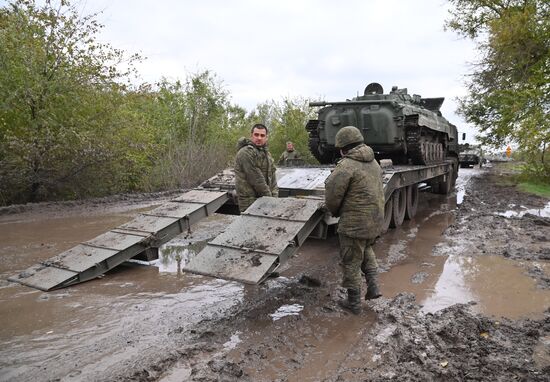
[405,185,419,220]
[382,197,392,233]
[390,188,406,228]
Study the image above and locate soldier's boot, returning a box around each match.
[339,288,362,315]
[365,271,382,300]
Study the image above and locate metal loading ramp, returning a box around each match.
[183,196,324,284]
[8,189,229,291]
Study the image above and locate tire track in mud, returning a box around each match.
[145,164,550,382]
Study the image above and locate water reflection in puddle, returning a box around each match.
[456,186,466,205]
[496,202,550,218]
[270,304,304,321]
[154,241,206,273]
[152,213,236,274]
[223,332,242,350]
[421,255,550,318]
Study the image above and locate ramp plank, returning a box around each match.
[10,188,230,291]
[171,190,227,204]
[244,196,323,222]
[184,197,324,284]
[8,265,78,291]
[210,216,303,255]
[84,231,147,251]
[183,246,279,284]
[146,202,205,218]
[44,245,118,273]
[117,215,179,234]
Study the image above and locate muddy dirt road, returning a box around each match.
[1,164,549,381]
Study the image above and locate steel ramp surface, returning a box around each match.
[9,189,229,291]
[183,196,324,284]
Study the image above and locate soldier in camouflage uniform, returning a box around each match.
[234,123,278,212]
[324,126,385,314]
[278,141,301,166]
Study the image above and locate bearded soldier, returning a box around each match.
[234,123,278,212]
[324,126,385,314]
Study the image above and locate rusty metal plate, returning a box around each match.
[118,215,178,234]
[209,216,303,255]
[146,202,204,219]
[171,189,227,204]
[44,245,118,273]
[276,167,332,191]
[84,231,147,251]
[8,265,78,291]
[183,246,279,284]
[244,196,324,222]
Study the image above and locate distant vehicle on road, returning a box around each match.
[459,148,483,168]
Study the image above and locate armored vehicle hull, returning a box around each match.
[459,151,482,168]
[306,83,459,166]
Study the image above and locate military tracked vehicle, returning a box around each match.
[458,144,484,168]
[306,82,459,166]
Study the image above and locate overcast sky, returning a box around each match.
[46,1,482,142]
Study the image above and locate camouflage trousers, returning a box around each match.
[237,195,256,213]
[338,234,378,290]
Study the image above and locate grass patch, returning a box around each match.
[491,162,550,197]
[517,181,550,198]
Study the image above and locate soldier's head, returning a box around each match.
[286,141,294,151]
[335,126,364,154]
[251,123,268,147]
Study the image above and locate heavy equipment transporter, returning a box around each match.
[10,160,457,291]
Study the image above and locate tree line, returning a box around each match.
[1,0,547,206]
[0,0,316,205]
[446,0,549,181]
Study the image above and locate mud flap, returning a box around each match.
[183,196,324,284]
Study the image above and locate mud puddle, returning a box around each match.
[421,254,550,318]
[0,214,133,278]
[453,166,482,205]
[497,201,550,218]
[374,200,550,318]
[0,208,242,382]
[171,165,549,382]
[1,164,549,382]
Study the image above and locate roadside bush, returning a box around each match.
[144,141,235,191]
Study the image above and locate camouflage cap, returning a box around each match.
[335,126,364,148]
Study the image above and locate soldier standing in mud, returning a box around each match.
[324,126,385,314]
[234,123,278,213]
[278,141,301,166]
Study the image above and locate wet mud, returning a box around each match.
[1,164,549,381]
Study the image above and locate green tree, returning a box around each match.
[446,0,550,180]
[142,72,247,191]
[0,0,142,203]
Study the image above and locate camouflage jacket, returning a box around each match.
[278,149,301,166]
[234,138,278,212]
[324,144,384,239]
